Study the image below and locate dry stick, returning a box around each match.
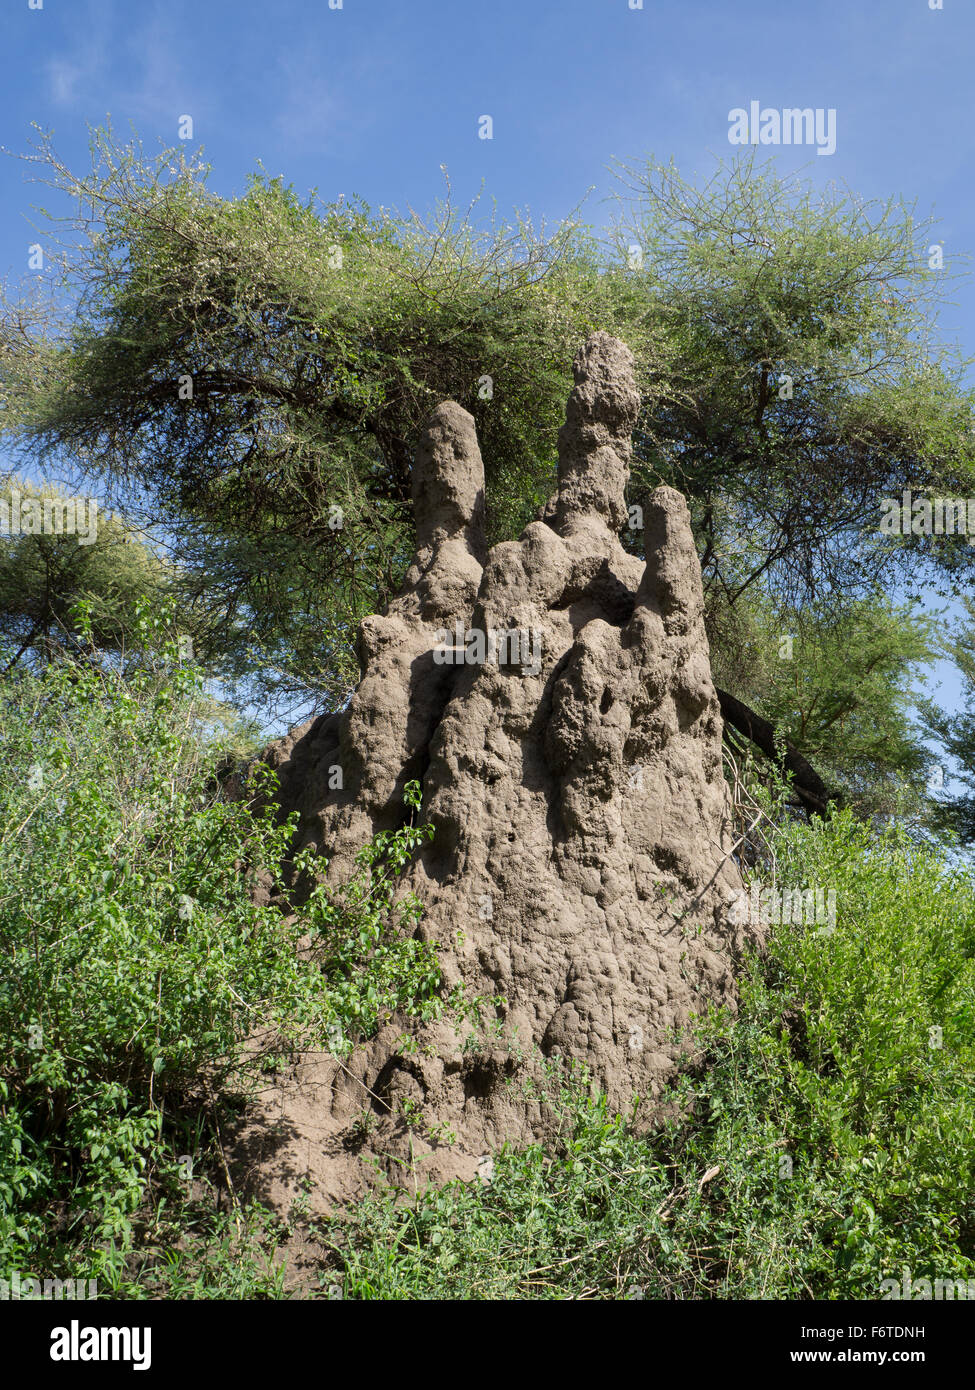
[332,1055,389,1112]
[5,768,73,843]
[148,970,163,1110]
[524,1241,609,1277]
[204,1081,243,1236]
[720,741,779,882]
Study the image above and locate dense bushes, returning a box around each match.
[1,618,973,1298]
[321,812,975,1299]
[0,607,443,1289]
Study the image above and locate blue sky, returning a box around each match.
[4,0,973,261]
[1,0,972,738]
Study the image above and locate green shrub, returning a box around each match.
[5,598,973,1299]
[0,602,442,1286]
[320,810,975,1299]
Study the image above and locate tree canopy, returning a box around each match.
[1,128,971,822]
[0,476,170,672]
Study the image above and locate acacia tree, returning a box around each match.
[0,126,667,717]
[1,131,971,810]
[707,583,938,822]
[918,595,975,845]
[608,154,975,617]
[0,477,173,672]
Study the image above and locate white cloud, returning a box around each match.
[272,54,341,149]
[46,58,80,104]
[44,37,106,107]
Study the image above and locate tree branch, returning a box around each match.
[715,684,839,818]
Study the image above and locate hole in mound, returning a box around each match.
[462,1058,515,1102]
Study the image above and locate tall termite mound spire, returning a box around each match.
[239,333,757,1212]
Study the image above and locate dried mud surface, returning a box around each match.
[232,333,756,1216]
